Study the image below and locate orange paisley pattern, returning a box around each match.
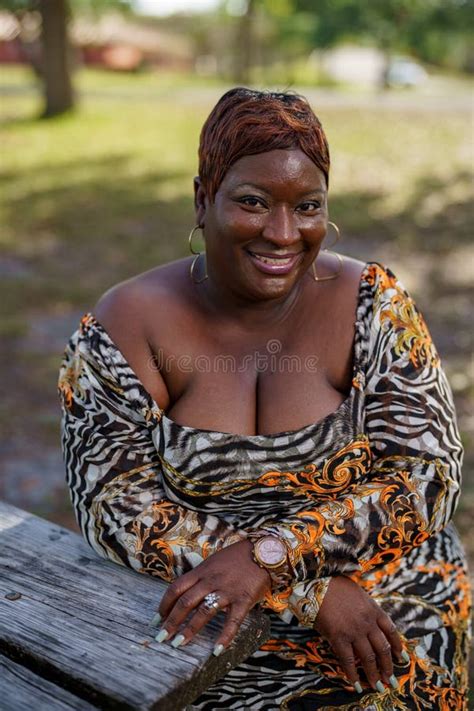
[257,437,371,501]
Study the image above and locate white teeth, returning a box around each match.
[250,253,294,265]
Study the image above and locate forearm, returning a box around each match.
[69,456,247,581]
[253,453,459,582]
[250,445,459,628]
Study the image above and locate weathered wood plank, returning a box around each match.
[0,502,270,710]
[0,655,99,711]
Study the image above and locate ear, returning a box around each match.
[193,177,208,227]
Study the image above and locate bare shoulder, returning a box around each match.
[316,251,366,304]
[94,258,189,334]
[92,257,190,408]
[310,253,367,390]
[339,253,367,287]
[312,253,367,342]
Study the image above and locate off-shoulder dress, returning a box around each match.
[58,263,471,710]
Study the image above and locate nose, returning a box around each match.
[261,205,300,246]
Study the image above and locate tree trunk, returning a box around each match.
[233,0,256,84]
[39,0,74,117]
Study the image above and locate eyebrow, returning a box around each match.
[232,182,327,197]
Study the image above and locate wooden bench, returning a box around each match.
[0,501,270,710]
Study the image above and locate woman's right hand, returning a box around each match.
[314,575,405,692]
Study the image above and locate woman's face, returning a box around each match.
[195,148,328,302]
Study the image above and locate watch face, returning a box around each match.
[257,537,286,566]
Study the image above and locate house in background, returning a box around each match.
[0,11,193,72]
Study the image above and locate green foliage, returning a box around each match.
[263,0,474,69]
[0,0,133,11]
[0,0,35,9]
[67,0,133,12]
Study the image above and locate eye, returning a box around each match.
[237,196,266,209]
[297,201,321,214]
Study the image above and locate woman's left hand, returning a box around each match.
[155,539,272,653]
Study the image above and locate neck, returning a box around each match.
[195,266,307,332]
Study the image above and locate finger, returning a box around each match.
[159,583,212,639]
[213,602,249,656]
[353,639,386,693]
[368,629,398,689]
[330,640,362,692]
[158,571,199,619]
[377,613,404,662]
[176,592,228,647]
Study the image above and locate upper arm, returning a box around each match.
[364,263,462,465]
[93,281,171,411]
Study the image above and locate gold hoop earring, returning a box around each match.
[190,253,208,284]
[312,221,343,282]
[188,225,208,283]
[188,225,203,255]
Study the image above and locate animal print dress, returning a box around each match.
[58,263,471,710]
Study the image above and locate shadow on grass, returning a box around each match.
[330,169,473,250]
[1,154,197,316]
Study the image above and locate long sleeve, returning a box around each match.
[257,264,463,625]
[58,315,245,581]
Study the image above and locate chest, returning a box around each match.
[149,305,356,437]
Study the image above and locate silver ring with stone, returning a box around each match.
[202,592,220,611]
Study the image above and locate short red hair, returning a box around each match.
[198,87,330,202]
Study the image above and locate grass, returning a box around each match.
[2,67,471,253]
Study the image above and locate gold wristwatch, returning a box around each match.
[250,534,292,591]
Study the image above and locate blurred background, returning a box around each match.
[0,0,472,643]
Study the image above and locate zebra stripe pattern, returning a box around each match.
[58,262,471,709]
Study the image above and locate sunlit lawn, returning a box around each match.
[2,66,471,315]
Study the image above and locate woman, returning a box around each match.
[59,88,471,710]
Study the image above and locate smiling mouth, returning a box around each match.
[247,250,302,265]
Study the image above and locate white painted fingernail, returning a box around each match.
[389,674,399,689]
[155,628,169,643]
[375,680,385,693]
[150,612,162,627]
[354,681,363,694]
[401,650,410,663]
[213,643,225,657]
[171,634,186,648]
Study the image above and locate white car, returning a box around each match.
[385,58,428,87]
